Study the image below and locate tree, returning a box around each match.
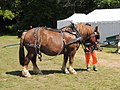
[0,0,21,33]
[1,0,120,34]
[18,0,78,29]
[94,0,120,8]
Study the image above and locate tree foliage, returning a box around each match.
[0,0,120,34]
[94,0,120,8]
[0,0,21,33]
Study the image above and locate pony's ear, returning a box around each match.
[69,21,74,24]
[85,23,91,26]
[94,26,99,32]
[68,22,75,29]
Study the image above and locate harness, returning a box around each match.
[44,25,82,47]
[83,32,99,53]
[67,23,99,53]
[24,23,98,59]
[68,23,81,37]
[25,27,65,60]
[65,23,82,46]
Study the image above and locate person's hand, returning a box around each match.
[84,47,89,52]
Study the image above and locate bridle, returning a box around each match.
[67,23,100,52]
[84,32,96,43]
[68,23,81,38]
[84,32,100,51]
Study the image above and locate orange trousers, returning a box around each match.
[85,51,98,66]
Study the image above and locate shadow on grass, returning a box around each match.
[75,68,87,71]
[5,70,63,77]
[6,70,22,77]
[6,68,87,77]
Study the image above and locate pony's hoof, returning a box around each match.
[69,69,77,74]
[69,70,77,74]
[33,70,43,75]
[39,71,43,75]
[65,70,70,74]
[72,71,77,74]
[118,49,120,54]
[61,68,70,74]
[22,70,31,77]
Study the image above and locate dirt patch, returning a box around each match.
[99,59,120,68]
[79,54,120,68]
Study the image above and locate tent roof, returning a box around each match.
[64,13,87,23]
[87,8,120,22]
[58,13,87,23]
[58,8,120,23]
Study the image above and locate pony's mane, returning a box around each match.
[76,23,94,35]
[60,26,72,32]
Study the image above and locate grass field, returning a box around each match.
[0,36,120,90]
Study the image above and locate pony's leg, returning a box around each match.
[68,52,77,74]
[31,54,43,75]
[22,53,31,77]
[61,54,70,74]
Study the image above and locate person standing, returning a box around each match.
[84,26,100,71]
[84,45,98,71]
[117,33,120,54]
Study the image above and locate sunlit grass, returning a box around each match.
[0,36,120,90]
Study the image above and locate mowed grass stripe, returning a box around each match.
[0,36,120,90]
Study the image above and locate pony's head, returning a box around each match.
[61,23,101,50]
[94,26,100,40]
[76,23,101,50]
[85,30,102,51]
[85,32,97,45]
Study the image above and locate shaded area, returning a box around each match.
[75,68,87,71]
[5,70,63,77]
[6,70,22,77]
[6,68,87,77]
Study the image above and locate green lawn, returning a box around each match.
[0,36,120,90]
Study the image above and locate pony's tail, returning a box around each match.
[19,35,25,66]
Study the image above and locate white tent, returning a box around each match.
[57,8,120,42]
[87,9,120,42]
[64,13,87,23]
[87,8,120,22]
[57,13,87,29]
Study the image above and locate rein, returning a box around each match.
[68,23,81,38]
[83,32,99,53]
[65,23,85,50]
[44,28,65,60]
[67,23,97,54]
[84,32,95,43]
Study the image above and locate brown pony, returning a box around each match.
[19,23,98,77]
